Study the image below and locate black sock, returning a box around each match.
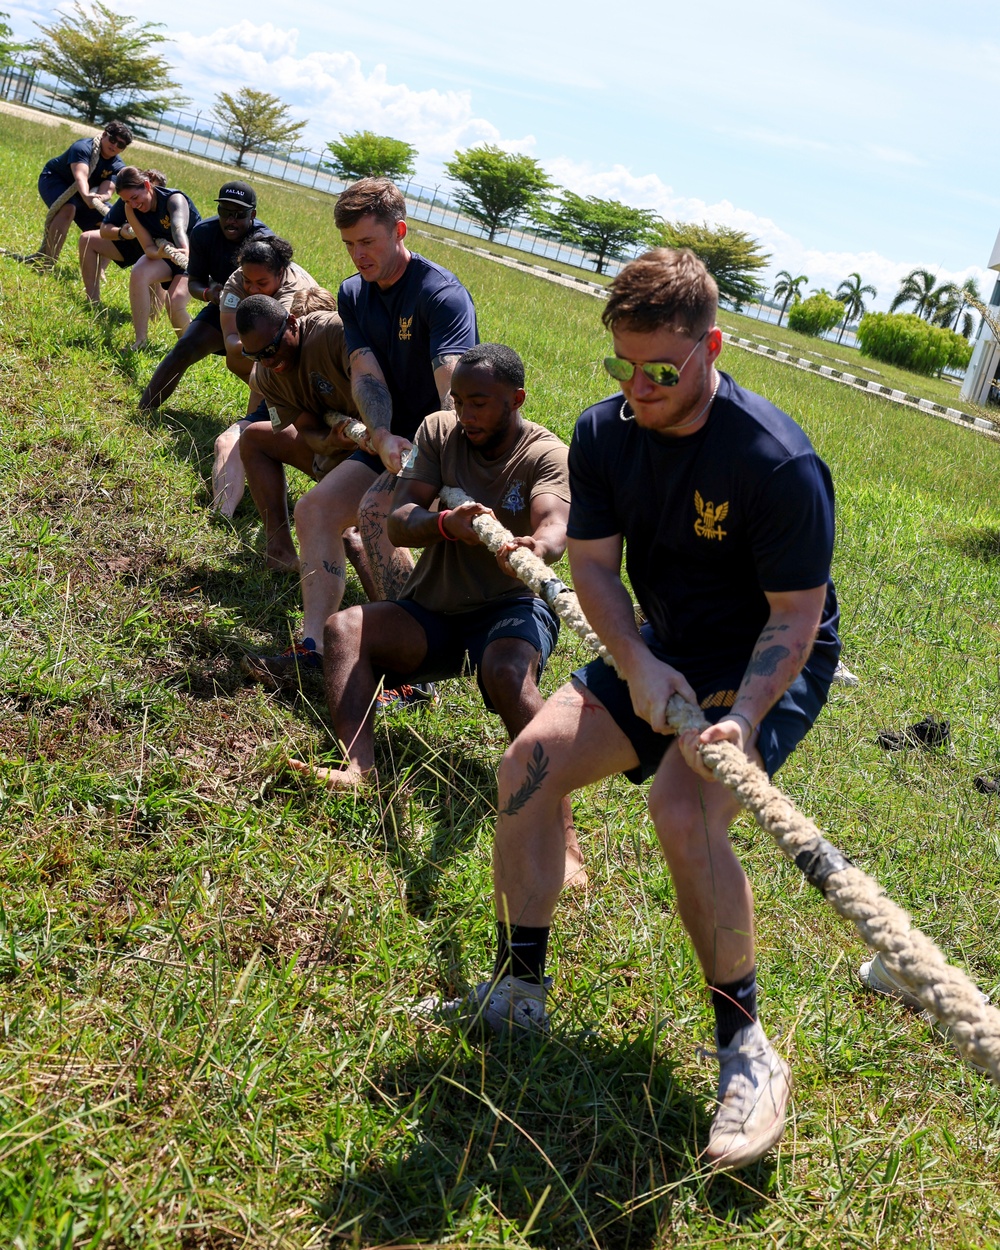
[711,968,758,1047]
[494,923,549,985]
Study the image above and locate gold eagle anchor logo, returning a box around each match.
[694,490,729,541]
[398,314,413,341]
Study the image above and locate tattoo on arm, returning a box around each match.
[354,373,393,433]
[741,644,790,685]
[433,353,462,410]
[500,742,550,817]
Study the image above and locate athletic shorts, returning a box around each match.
[573,622,839,785]
[37,171,104,232]
[349,448,385,474]
[384,596,560,712]
[193,302,223,331]
[110,238,145,269]
[243,401,365,482]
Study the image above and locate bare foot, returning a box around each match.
[287,757,370,791]
[563,847,588,889]
[265,551,299,574]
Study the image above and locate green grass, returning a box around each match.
[3,108,1000,1248]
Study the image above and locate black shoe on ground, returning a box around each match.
[876,716,950,751]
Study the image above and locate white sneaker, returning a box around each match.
[415,974,551,1037]
[858,951,924,1010]
[833,660,860,687]
[704,1022,790,1170]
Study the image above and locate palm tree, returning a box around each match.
[938,277,982,336]
[772,270,809,326]
[890,268,944,319]
[834,272,877,343]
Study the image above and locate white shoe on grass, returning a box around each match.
[415,974,551,1036]
[833,660,860,687]
[703,1021,790,1170]
[858,951,924,1010]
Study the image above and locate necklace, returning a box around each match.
[619,371,720,432]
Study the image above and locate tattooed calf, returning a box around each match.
[500,742,550,817]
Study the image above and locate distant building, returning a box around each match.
[960,228,1000,405]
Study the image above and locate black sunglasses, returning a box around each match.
[218,206,251,220]
[242,315,289,361]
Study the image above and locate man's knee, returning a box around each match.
[239,419,272,459]
[498,721,560,801]
[323,603,364,654]
[480,646,535,706]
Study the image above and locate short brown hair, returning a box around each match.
[290,286,337,316]
[333,177,406,230]
[602,248,718,337]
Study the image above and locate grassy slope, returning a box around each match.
[2,110,1000,1248]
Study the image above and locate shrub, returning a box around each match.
[856,312,971,376]
[787,293,845,336]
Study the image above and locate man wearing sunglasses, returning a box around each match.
[138,181,271,415]
[433,248,841,1172]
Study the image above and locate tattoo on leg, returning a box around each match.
[322,561,345,578]
[742,644,790,685]
[500,742,550,817]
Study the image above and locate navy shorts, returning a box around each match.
[349,448,384,474]
[574,623,839,785]
[386,596,560,712]
[110,238,145,268]
[193,302,223,330]
[38,171,105,232]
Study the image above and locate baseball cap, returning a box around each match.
[216,180,257,208]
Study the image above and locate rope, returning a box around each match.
[429,481,1000,1082]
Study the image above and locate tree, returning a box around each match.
[656,220,770,309]
[787,292,846,337]
[890,268,944,319]
[213,87,307,169]
[30,2,183,129]
[536,192,660,275]
[834,272,877,342]
[0,10,29,67]
[325,130,417,182]
[444,146,554,243]
[931,276,981,337]
[771,270,809,326]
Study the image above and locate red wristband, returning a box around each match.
[437,509,457,541]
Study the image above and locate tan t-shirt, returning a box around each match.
[220,260,318,312]
[251,311,357,431]
[398,411,570,614]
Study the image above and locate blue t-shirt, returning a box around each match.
[42,137,124,190]
[337,252,478,441]
[187,216,273,288]
[129,185,201,242]
[567,371,840,668]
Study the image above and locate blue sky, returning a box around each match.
[6,0,999,307]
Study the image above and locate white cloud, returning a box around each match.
[168,21,532,165]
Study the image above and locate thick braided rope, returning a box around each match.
[154,237,188,268]
[434,482,1000,1081]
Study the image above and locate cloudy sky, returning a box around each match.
[6,0,999,306]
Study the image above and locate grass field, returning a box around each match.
[3,109,1000,1248]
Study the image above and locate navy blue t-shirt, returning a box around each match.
[129,185,201,242]
[567,371,840,668]
[187,216,273,288]
[42,137,124,190]
[337,252,478,441]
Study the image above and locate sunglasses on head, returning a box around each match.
[218,205,251,220]
[242,314,289,361]
[603,330,708,387]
